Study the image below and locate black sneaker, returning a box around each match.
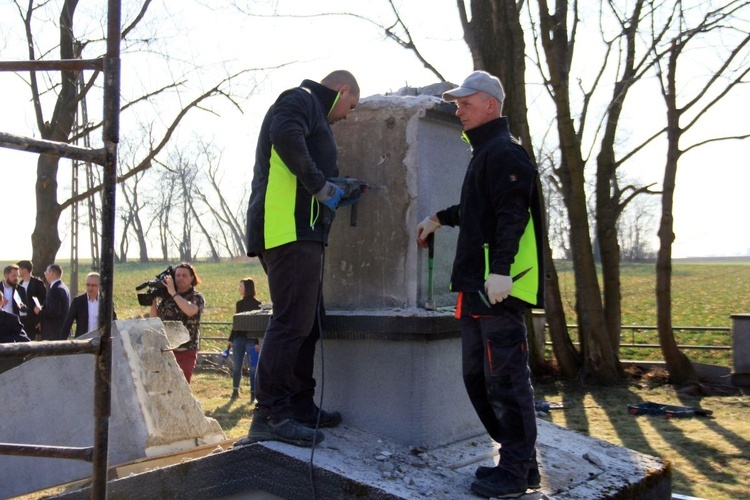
[475,465,541,489]
[236,415,324,448]
[470,468,528,498]
[293,408,342,428]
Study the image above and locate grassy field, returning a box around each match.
[44,257,750,365]
[7,258,750,498]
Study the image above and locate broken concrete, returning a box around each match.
[0,318,225,498]
[50,419,670,499]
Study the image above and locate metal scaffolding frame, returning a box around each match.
[0,1,121,498]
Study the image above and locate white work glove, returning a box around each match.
[484,274,513,304]
[314,181,345,211]
[416,216,441,248]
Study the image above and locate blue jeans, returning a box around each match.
[232,336,251,391]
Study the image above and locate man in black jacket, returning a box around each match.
[62,272,113,339]
[35,264,70,341]
[16,260,47,340]
[240,70,359,448]
[416,71,544,498]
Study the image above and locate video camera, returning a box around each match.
[136,265,175,306]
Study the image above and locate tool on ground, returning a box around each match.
[628,401,713,419]
[425,233,435,310]
[328,176,384,226]
[534,399,572,412]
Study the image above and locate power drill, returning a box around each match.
[328,176,374,227]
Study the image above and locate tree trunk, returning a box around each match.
[31,0,80,273]
[655,44,697,385]
[537,0,619,384]
[544,241,580,378]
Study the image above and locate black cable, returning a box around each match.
[307,243,327,499]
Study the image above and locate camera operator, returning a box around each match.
[149,262,205,384]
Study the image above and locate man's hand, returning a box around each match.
[416,216,441,248]
[314,181,345,211]
[484,274,513,304]
[164,275,177,297]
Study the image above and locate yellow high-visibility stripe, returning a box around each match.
[509,214,539,304]
[263,147,298,249]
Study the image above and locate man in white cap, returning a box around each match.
[416,70,545,498]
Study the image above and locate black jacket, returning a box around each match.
[62,294,117,339]
[246,80,341,256]
[17,276,46,330]
[228,296,262,342]
[0,310,30,343]
[39,280,70,341]
[437,117,544,308]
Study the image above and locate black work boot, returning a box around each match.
[293,407,342,428]
[475,465,541,489]
[235,413,324,448]
[230,389,239,400]
[471,468,528,498]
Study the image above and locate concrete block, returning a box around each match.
[326,94,467,310]
[0,318,225,498]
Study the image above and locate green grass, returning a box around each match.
[533,374,750,500]
[6,258,748,364]
[553,259,750,365]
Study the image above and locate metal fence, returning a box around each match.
[201,321,733,353]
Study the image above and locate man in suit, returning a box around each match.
[35,264,70,341]
[16,260,47,341]
[2,265,22,316]
[62,272,113,338]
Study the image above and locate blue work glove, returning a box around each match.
[314,181,345,211]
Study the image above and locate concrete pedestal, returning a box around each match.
[0,318,225,498]
[234,309,484,448]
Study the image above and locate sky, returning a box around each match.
[0,0,748,262]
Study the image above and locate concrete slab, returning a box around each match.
[49,419,670,499]
[0,318,225,498]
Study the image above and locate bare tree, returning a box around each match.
[9,0,251,272]
[652,0,750,384]
[618,193,657,262]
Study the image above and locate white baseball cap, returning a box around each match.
[442,71,505,103]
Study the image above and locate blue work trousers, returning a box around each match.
[460,296,537,480]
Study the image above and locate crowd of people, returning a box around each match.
[0,262,113,344]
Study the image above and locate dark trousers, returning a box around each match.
[256,240,324,419]
[460,295,537,479]
[19,316,38,340]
